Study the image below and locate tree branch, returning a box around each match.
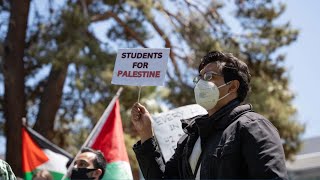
[91,11,147,48]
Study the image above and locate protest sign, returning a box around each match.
[151,104,207,162]
[111,48,170,86]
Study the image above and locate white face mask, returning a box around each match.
[194,79,230,110]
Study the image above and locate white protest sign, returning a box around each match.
[111,48,170,86]
[151,104,207,162]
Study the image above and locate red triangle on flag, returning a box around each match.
[91,100,129,163]
[22,127,49,173]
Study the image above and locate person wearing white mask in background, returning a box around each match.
[131,51,288,180]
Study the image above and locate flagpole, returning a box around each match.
[62,87,123,180]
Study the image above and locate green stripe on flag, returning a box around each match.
[102,161,133,180]
[50,170,69,180]
[24,172,33,180]
[24,170,69,180]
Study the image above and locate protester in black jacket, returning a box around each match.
[131,51,288,179]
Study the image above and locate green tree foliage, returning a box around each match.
[0,0,303,176]
[235,0,304,159]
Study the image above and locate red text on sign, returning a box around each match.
[117,70,160,78]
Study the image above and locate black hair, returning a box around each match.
[81,147,107,179]
[198,51,251,102]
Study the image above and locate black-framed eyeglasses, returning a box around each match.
[193,71,223,84]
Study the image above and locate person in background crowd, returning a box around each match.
[70,147,106,180]
[0,159,17,180]
[32,169,53,180]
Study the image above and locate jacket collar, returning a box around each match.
[181,99,253,138]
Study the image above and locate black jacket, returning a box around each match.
[133,100,288,179]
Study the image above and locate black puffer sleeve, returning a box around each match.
[133,136,183,179]
[240,112,288,180]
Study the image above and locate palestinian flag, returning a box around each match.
[22,126,72,180]
[88,99,133,180]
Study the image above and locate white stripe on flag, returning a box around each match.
[37,149,70,174]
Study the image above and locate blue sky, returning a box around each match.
[280,0,320,138]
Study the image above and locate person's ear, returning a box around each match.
[228,80,240,93]
[92,169,102,179]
